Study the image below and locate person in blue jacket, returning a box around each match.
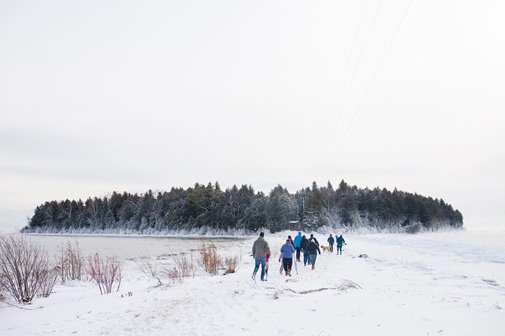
[327,234,335,253]
[279,239,295,276]
[293,231,302,262]
[336,234,346,255]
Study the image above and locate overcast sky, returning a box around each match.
[1,0,504,232]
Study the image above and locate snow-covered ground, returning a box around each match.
[1,231,504,336]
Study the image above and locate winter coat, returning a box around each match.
[336,235,346,247]
[327,236,335,245]
[293,232,302,248]
[280,243,295,259]
[310,235,319,246]
[252,237,270,258]
[300,237,309,252]
[306,240,321,255]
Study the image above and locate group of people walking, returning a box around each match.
[252,231,347,280]
[326,233,346,255]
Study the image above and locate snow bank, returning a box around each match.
[1,232,504,335]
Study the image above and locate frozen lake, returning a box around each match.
[23,234,248,260]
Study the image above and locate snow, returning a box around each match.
[1,231,505,335]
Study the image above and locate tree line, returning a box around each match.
[22,180,463,234]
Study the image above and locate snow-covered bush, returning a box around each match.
[0,235,50,303]
[86,253,122,294]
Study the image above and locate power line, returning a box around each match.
[322,0,382,167]
[342,0,415,139]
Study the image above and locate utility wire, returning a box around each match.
[341,0,415,140]
[323,0,382,167]
[325,0,415,168]
[327,0,371,136]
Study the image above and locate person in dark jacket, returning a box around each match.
[327,234,335,253]
[309,233,319,246]
[336,234,346,255]
[300,235,309,266]
[287,235,295,248]
[306,238,321,270]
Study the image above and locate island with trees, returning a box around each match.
[22,180,463,234]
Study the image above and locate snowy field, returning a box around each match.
[1,231,505,336]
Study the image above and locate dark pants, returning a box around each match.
[295,247,301,261]
[337,245,343,255]
[309,254,317,265]
[303,251,309,265]
[282,258,293,272]
[329,244,334,252]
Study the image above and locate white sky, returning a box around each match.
[1,0,504,232]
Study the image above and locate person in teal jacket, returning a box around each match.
[293,231,302,262]
[336,235,346,255]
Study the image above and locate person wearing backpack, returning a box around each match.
[306,238,321,270]
[300,235,310,266]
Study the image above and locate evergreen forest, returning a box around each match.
[23,180,463,234]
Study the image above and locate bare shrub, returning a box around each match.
[0,235,50,303]
[56,241,84,283]
[165,267,183,284]
[86,253,122,295]
[199,242,221,275]
[173,253,196,278]
[223,252,242,274]
[135,257,162,285]
[163,253,196,285]
[37,266,59,298]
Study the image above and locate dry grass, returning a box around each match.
[173,253,196,278]
[165,267,183,284]
[165,253,196,284]
[223,252,242,274]
[86,253,122,295]
[199,242,221,275]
